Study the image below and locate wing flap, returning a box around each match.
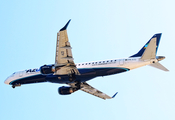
[55,31,74,65]
[80,82,115,100]
[54,20,80,75]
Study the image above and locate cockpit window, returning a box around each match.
[10,72,15,77]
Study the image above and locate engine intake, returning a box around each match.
[40,65,55,75]
[58,86,75,95]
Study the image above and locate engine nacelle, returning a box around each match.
[40,65,55,75]
[58,86,75,95]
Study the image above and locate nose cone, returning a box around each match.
[4,77,11,85]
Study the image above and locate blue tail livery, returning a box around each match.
[130,33,162,57]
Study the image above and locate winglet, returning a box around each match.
[112,92,118,98]
[60,19,71,31]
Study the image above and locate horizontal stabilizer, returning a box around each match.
[149,62,169,71]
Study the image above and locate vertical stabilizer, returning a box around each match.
[141,37,156,60]
[130,33,162,58]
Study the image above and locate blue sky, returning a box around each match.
[1,0,175,120]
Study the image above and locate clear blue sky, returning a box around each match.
[1,0,175,120]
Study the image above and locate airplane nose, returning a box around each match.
[4,77,10,85]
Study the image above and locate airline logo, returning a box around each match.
[144,43,157,49]
[26,68,40,73]
[144,43,149,49]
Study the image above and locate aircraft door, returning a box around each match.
[119,59,124,65]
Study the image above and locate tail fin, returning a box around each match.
[130,33,162,58]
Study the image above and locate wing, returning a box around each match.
[79,82,118,100]
[54,20,80,75]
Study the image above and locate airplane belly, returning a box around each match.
[94,67,130,76]
[10,67,130,85]
[78,67,129,77]
[46,75,70,83]
[46,74,95,83]
[78,68,96,76]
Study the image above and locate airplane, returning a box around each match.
[4,20,169,100]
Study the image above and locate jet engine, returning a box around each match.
[58,86,76,95]
[40,65,55,75]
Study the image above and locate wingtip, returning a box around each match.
[60,19,71,31]
[112,92,118,98]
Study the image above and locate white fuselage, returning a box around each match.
[4,57,157,85]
